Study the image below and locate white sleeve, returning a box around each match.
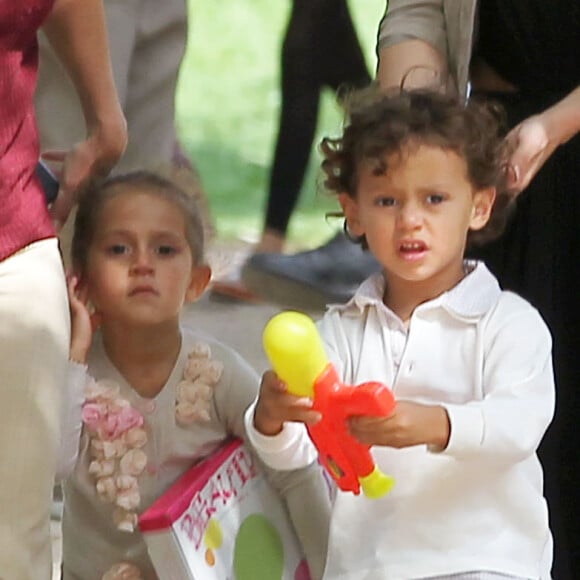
[439,305,555,463]
[243,400,318,470]
[55,361,87,481]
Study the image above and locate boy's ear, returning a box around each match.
[338,193,364,237]
[185,264,212,302]
[470,187,496,231]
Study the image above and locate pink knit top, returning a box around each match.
[0,0,56,261]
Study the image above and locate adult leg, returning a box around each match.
[239,0,377,309]
[126,0,213,240]
[210,0,328,301]
[119,0,187,171]
[0,239,70,579]
[264,0,370,241]
[262,0,326,241]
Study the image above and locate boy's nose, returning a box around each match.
[397,203,422,229]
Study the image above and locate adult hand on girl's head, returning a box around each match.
[253,371,322,437]
[67,273,98,365]
[43,123,127,230]
[348,401,450,451]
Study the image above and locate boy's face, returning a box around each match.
[84,189,210,328]
[340,144,495,295]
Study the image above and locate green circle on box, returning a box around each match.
[233,514,284,580]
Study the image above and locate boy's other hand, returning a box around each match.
[348,401,450,450]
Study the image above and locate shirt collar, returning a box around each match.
[328,261,501,321]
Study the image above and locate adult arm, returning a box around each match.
[376,0,450,91]
[42,0,127,228]
[506,85,580,193]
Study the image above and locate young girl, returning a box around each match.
[58,171,330,579]
[245,89,555,579]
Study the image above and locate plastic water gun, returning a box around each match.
[263,311,396,499]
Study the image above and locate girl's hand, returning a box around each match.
[67,274,96,364]
[349,401,450,450]
[253,371,322,437]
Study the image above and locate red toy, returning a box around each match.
[263,311,396,498]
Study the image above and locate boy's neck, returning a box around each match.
[383,262,468,324]
[101,321,182,399]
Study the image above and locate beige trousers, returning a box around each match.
[35,0,188,173]
[0,238,70,579]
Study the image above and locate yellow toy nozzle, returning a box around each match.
[263,311,328,398]
[359,466,396,499]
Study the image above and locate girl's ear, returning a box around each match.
[185,264,212,303]
[470,187,496,231]
[338,193,364,237]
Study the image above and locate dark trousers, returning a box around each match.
[264,0,371,235]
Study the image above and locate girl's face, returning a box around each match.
[340,144,495,299]
[84,189,210,328]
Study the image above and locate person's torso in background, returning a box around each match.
[0,0,55,260]
[476,0,580,94]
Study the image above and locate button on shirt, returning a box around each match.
[246,261,555,579]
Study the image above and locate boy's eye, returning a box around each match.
[426,193,445,204]
[375,196,396,207]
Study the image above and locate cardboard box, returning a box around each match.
[139,439,311,580]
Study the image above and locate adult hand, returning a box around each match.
[505,85,580,194]
[504,113,558,195]
[253,370,322,437]
[43,123,126,230]
[349,400,450,450]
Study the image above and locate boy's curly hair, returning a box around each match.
[320,87,515,246]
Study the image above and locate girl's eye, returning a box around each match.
[107,244,129,255]
[426,193,445,204]
[156,245,177,256]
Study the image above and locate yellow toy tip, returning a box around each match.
[360,466,396,499]
[263,311,329,398]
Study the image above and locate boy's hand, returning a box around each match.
[67,274,97,364]
[349,401,450,451]
[253,371,322,437]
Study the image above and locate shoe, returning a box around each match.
[210,277,262,303]
[207,240,262,303]
[241,232,380,310]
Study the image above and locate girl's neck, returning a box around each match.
[384,261,467,324]
[101,320,182,399]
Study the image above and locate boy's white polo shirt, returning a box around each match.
[245,261,555,579]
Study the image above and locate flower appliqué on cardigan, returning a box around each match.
[175,341,224,425]
[84,342,223,579]
[82,379,148,535]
